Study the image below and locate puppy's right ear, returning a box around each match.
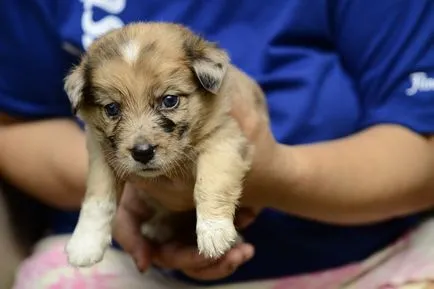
[64,64,85,115]
[183,35,230,95]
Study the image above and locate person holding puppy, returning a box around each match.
[1,0,434,288]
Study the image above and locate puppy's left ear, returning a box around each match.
[64,64,85,115]
[185,37,229,94]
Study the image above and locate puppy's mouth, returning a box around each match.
[134,165,163,178]
[141,167,158,172]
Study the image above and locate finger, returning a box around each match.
[113,205,152,271]
[183,243,255,281]
[113,184,153,272]
[152,242,213,270]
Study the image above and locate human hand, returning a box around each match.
[113,183,258,281]
[151,240,255,281]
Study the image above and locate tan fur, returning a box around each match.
[64,22,268,267]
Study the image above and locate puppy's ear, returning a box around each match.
[64,64,85,115]
[184,36,229,94]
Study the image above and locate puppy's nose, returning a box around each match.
[131,144,155,164]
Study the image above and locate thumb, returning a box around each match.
[113,183,153,272]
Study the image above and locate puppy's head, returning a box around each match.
[64,22,230,178]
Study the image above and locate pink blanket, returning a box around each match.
[13,218,434,289]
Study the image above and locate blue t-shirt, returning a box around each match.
[2,0,434,285]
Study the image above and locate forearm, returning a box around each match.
[255,125,434,224]
[0,119,87,209]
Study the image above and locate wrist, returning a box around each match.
[243,142,300,209]
[266,144,302,209]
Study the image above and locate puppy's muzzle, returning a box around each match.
[131,143,156,165]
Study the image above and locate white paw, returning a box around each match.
[65,229,111,268]
[141,222,173,243]
[196,218,238,259]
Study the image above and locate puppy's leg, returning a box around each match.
[195,120,251,259]
[65,129,121,267]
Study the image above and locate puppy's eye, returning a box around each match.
[161,95,180,109]
[104,102,121,117]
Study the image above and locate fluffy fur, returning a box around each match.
[63,22,269,267]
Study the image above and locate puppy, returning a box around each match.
[64,22,269,268]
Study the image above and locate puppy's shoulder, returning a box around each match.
[223,65,268,116]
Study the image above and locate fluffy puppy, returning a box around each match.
[64,22,269,268]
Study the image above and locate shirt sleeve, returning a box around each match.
[331,0,434,134]
[0,0,76,118]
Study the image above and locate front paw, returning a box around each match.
[196,218,238,259]
[65,229,111,267]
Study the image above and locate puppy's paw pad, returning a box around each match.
[65,231,111,267]
[196,218,238,259]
